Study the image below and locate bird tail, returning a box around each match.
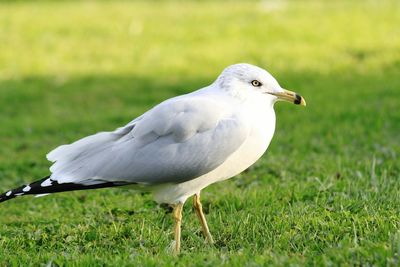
[0,176,127,203]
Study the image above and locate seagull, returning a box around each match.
[0,63,306,253]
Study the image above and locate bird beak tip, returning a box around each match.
[268,89,307,107]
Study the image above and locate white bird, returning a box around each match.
[0,63,306,253]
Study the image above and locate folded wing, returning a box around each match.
[47,95,250,185]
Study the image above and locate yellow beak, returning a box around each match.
[268,89,306,106]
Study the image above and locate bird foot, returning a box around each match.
[167,240,179,255]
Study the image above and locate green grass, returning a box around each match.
[0,0,400,266]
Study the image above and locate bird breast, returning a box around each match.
[152,102,276,204]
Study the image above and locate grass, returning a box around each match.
[0,0,399,266]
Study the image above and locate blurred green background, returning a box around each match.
[0,1,399,266]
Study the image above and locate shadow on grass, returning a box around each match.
[0,69,398,148]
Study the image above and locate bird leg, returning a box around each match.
[193,193,214,244]
[172,202,183,254]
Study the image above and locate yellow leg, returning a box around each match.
[193,193,214,244]
[172,202,183,254]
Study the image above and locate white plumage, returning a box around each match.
[0,63,306,253]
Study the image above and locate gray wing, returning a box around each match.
[47,95,250,185]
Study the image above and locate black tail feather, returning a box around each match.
[0,176,128,203]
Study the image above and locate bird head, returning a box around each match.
[216,63,306,106]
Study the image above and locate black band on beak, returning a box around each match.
[267,89,306,106]
[294,94,302,105]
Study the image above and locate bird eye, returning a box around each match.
[251,80,262,87]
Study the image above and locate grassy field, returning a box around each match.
[0,0,399,266]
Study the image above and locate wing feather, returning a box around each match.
[48,94,249,185]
